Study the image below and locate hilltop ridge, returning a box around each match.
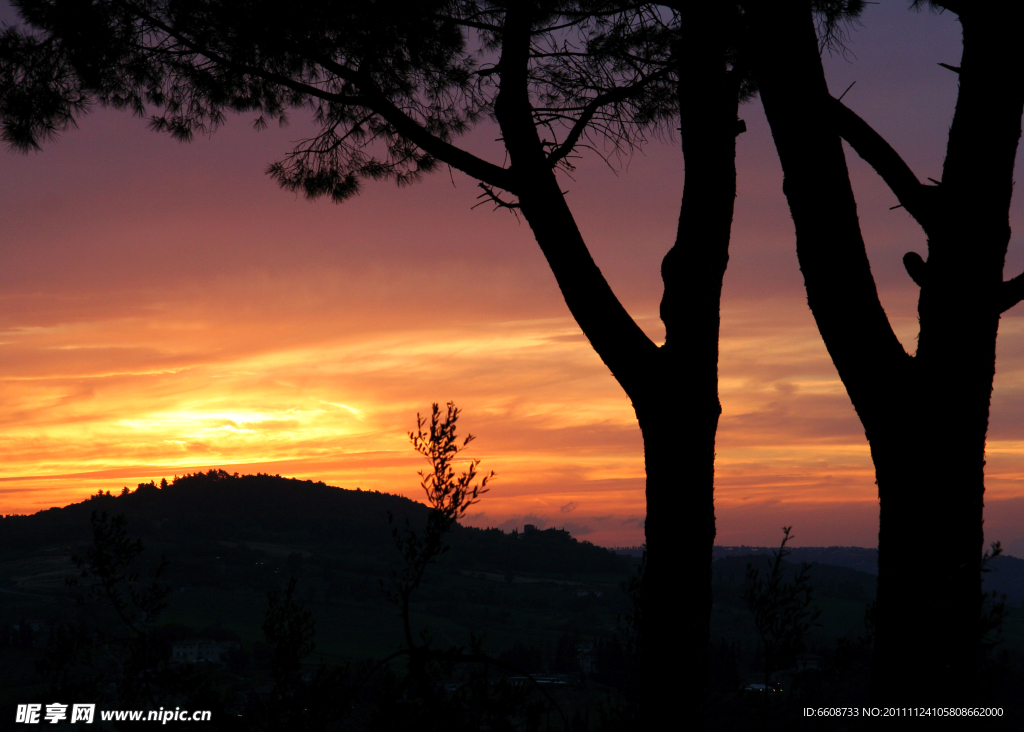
[0,470,630,577]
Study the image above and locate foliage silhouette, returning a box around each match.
[71,512,170,630]
[386,401,493,623]
[384,403,493,715]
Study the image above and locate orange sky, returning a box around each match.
[2,4,1024,551]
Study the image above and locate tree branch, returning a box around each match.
[547,67,671,168]
[999,270,1024,313]
[473,182,521,212]
[748,2,912,426]
[129,6,369,111]
[828,96,937,230]
[430,14,502,33]
[310,55,517,192]
[128,4,517,193]
[493,5,656,397]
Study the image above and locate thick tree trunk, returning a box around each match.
[872,164,1005,701]
[636,390,719,724]
[493,5,740,724]
[636,11,739,724]
[871,429,986,702]
[747,1,1024,703]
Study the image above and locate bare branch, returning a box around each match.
[999,270,1024,312]
[547,66,671,167]
[829,95,937,230]
[473,182,521,214]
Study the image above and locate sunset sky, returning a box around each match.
[3,3,1024,552]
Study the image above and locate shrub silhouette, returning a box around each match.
[742,527,820,690]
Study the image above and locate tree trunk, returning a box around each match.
[636,391,718,724]
[746,1,1024,703]
[492,5,740,723]
[871,426,986,702]
[636,11,740,723]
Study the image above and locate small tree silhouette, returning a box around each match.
[38,512,181,715]
[980,541,1007,661]
[257,577,349,732]
[243,405,557,730]
[381,402,494,723]
[374,403,570,732]
[71,512,170,631]
[742,527,820,690]
[387,400,493,633]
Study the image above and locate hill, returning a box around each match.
[0,470,630,577]
[713,544,1024,605]
[0,471,637,649]
[0,472,645,722]
[714,545,879,575]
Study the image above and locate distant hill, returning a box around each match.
[713,545,1024,605]
[0,470,630,577]
[712,554,877,602]
[0,471,638,695]
[714,546,879,574]
[7,473,1021,601]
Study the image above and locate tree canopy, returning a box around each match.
[2,1,680,199]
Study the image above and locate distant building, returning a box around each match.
[171,639,239,664]
[576,641,595,674]
[9,620,50,648]
[507,674,569,686]
[524,524,538,534]
[796,652,821,671]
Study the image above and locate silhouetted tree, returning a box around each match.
[255,577,349,732]
[979,542,1007,664]
[0,3,754,721]
[384,402,492,705]
[742,527,820,690]
[598,547,644,728]
[374,402,560,731]
[744,0,1024,702]
[38,512,178,716]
